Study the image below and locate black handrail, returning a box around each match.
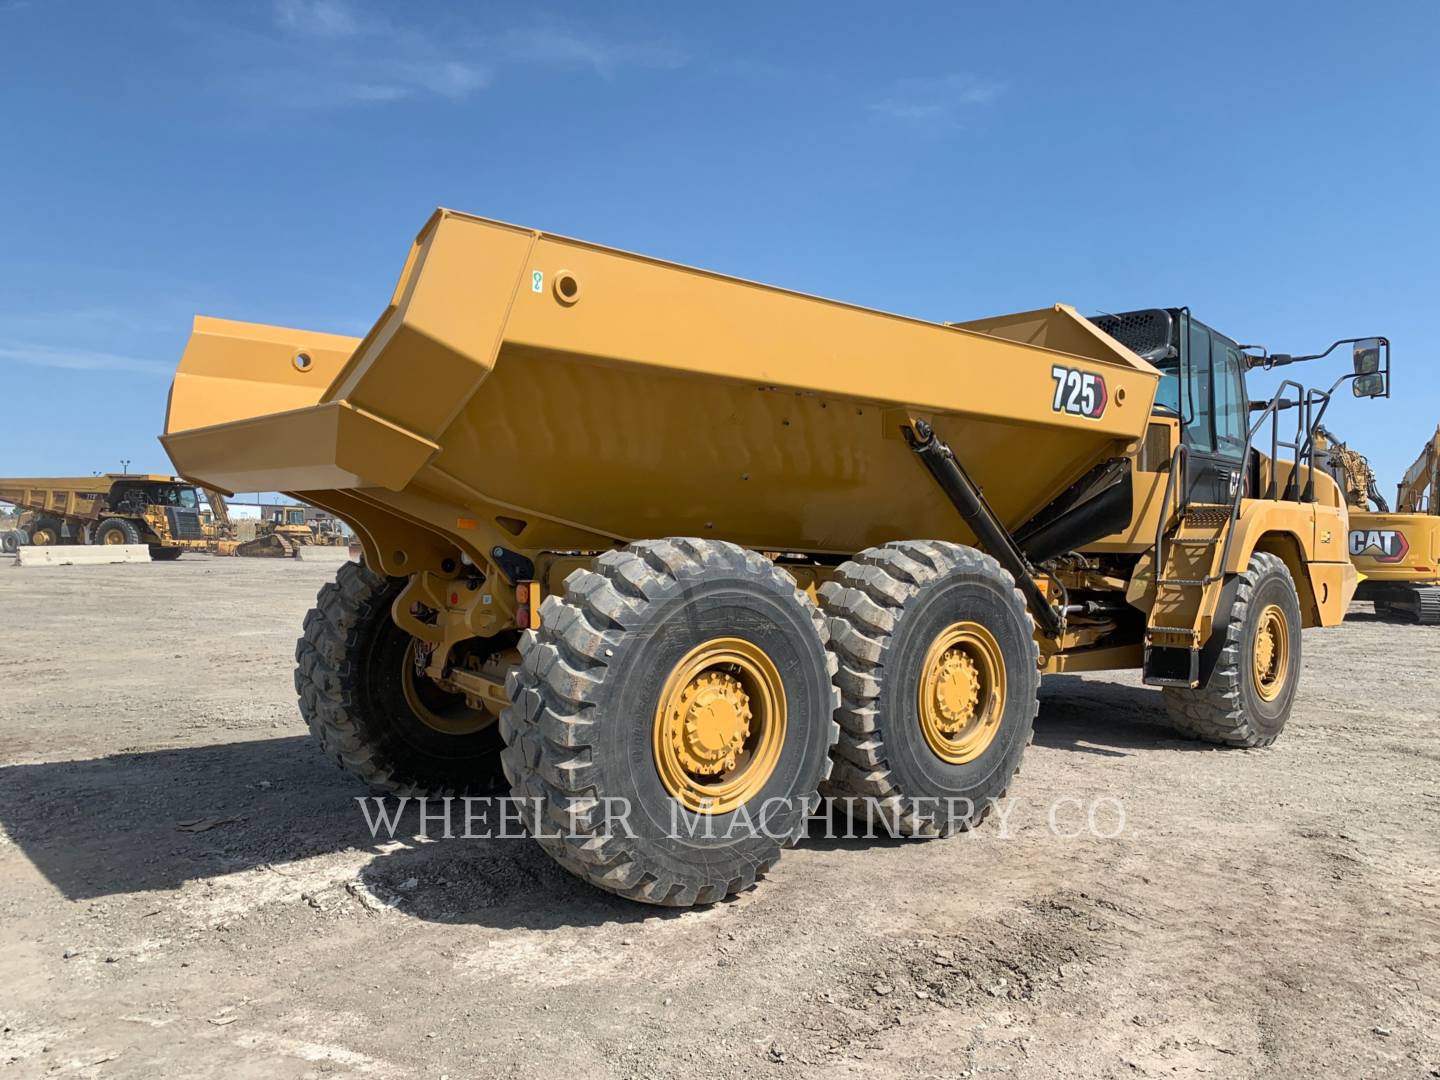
[1154,378,1314,598]
[1152,442,1188,582]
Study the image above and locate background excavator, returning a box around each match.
[1317,425,1440,623]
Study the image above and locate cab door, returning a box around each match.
[1181,317,1249,506]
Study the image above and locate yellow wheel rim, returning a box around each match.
[401,641,494,736]
[653,638,787,815]
[1252,603,1290,702]
[101,528,126,545]
[917,621,1007,764]
[32,529,55,545]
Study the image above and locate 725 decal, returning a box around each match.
[1050,365,1108,420]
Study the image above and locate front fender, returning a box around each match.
[1224,500,1353,626]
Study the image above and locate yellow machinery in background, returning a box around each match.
[0,474,214,559]
[200,492,346,557]
[1320,425,1440,623]
[235,507,312,558]
[160,209,1390,906]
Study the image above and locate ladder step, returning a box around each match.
[1145,674,1199,688]
[1147,626,1198,637]
[1171,537,1219,546]
[1157,577,1211,587]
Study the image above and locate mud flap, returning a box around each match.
[1195,572,1243,689]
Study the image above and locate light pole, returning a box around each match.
[120,459,130,475]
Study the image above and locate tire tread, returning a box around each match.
[818,541,1039,838]
[498,539,838,907]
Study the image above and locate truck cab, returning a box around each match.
[1093,308,1388,512]
[1091,309,1251,507]
[107,478,202,516]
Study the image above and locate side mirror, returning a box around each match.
[1353,373,1387,398]
[1353,338,1382,375]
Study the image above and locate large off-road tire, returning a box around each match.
[149,547,184,560]
[500,539,839,907]
[0,530,22,553]
[93,517,141,546]
[1162,551,1301,748]
[818,541,1040,838]
[28,521,59,546]
[295,561,508,795]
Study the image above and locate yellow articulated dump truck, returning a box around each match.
[1321,425,1440,623]
[160,209,1389,906]
[0,474,215,559]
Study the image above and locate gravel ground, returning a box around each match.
[1,555,1437,1079]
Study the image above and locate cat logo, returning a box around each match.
[1348,529,1409,563]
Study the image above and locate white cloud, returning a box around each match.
[0,342,171,377]
[499,24,686,77]
[272,0,359,38]
[869,75,1004,124]
[213,2,682,112]
[218,2,491,110]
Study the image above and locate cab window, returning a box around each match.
[1152,356,1181,416]
[1183,322,1215,452]
[1212,343,1248,456]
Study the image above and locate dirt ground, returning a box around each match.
[1,555,1437,1079]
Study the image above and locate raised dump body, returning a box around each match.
[160,210,1380,908]
[163,210,1159,573]
[0,476,119,524]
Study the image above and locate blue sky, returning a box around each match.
[1,1,1437,493]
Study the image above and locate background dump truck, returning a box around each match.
[1321,425,1440,623]
[0,474,214,559]
[160,210,1389,906]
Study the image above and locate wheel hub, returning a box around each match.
[671,671,752,775]
[917,622,1007,765]
[653,638,787,815]
[930,649,981,732]
[1252,603,1289,702]
[401,639,497,736]
[1255,626,1276,678]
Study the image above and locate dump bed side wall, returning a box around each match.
[163,210,1162,573]
[310,210,1158,466]
[164,318,361,434]
[950,308,1147,369]
[0,478,114,520]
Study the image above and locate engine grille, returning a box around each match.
[167,507,205,540]
[1090,309,1174,361]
